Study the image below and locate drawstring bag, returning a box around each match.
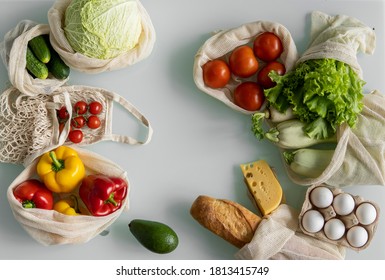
[0,85,153,166]
[193,20,299,114]
[235,204,346,260]
[0,20,69,96]
[47,0,156,73]
[7,146,130,246]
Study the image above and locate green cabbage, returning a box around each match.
[265,59,365,139]
[64,0,142,59]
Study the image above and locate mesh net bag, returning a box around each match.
[47,0,156,73]
[193,20,299,114]
[0,85,153,166]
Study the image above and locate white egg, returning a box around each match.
[301,210,325,233]
[323,218,345,240]
[346,226,368,248]
[332,193,355,216]
[356,203,377,225]
[310,186,334,208]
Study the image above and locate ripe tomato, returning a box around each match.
[253,32,283,62]
[89,101,103,115]
[257,61,286,89]
[71,116,86,128]
[74,101,88,115]
[202,59,231,88]
[233,82,265,111]
[68,130,83,144]
[87,115,101,129]
[229,45,259,78]
[57,106,69,120]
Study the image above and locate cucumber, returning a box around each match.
[26,47,49,79]
[47,49,70,79]
[28,35,51,63]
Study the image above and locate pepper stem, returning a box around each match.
[105,193,118,207]
[22,200,36,208]
[50,151,65,172]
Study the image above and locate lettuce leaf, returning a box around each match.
[265,59,365,139]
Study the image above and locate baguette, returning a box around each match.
[190,195,261,248]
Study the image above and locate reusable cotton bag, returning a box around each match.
[47,0,156,73]
[193,20,299,114]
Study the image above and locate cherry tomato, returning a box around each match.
[202,59,231,88]
[74,101,88,115]
[229,45,259,78]
[68,130,83,144]
[89,101,103,115]
[71,116,86,128]
[253,32,283,62]
[57,106,69,120]
[233,82,265,111]
[87,115,101,129]
[257,61,286,89]
[59,122,72,135]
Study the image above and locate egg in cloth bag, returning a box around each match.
[0,85,153,245]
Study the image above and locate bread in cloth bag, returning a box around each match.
[0,20,68,96]
[0,85,153,166]
[7,147,129,246]
[193,20,299,114]
[47,0,156,73]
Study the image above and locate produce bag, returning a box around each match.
[193,20,299,114]
[47,0,156,73]
[0,20,68,96]
[287,90,385,187]
[7,146,129,246]
[235,204,346,260]
[0,85,153,166]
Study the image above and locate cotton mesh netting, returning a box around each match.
[0,87,52,164]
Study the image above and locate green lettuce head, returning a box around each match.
[64,0,142,59]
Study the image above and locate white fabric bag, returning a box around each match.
[193,20,299,114]
[47,0,156,73]
[0,20,69,96]
[7,146,130,246]
[0,85,153,166]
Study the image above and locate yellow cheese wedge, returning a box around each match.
[240,160,284,216]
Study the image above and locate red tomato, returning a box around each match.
[253,32,283,62]
[71,116,86,128]
[202,59,231,88]
[87,115,101,129]
[234,82,265,111]
[68,130,83,143]
[57,106,69,120]
[74,101,88,115]
[89,101,103,115]
[229,45,259,78]
[257,61,286,89]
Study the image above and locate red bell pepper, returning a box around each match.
[13,179,54,210]
[79,174,128,216]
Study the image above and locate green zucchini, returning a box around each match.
[28,35,51,63]
[26,47,49,79]
[47,49,70,79]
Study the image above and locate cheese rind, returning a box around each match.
[240,160,283,216]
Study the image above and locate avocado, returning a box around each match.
[128,219,179,254]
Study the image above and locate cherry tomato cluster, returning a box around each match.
[202,32,286,111]
[57,100,103,144]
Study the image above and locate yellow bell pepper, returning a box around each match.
[54,195,79,216]
[37,146,85,193]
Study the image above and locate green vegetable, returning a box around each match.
[265,119,337,149]
[265,59,365,140]
[64,0,142,59]
[283,148,334,178]
[47,49,70,79]
[26,47,49,79]
[28,35,51,63]
[129,219,179,254]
